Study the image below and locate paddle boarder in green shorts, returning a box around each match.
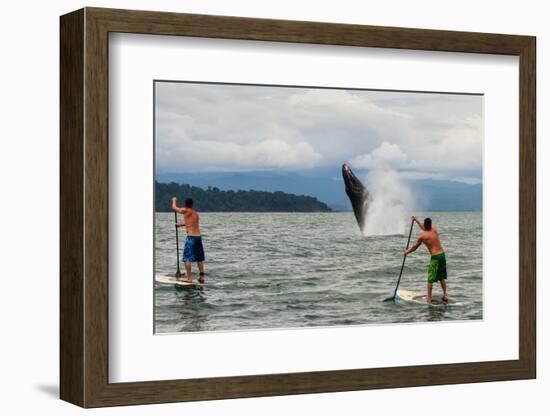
[404,216,448,304]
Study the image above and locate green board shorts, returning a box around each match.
[428,252,447,284]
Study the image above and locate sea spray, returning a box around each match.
[362,169,414,236]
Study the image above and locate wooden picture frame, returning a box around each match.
[60,7,536,408]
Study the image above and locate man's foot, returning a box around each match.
[426,297,433,304]
[442,295,449,303]
[198,272,205,284]
[184,278,192,283]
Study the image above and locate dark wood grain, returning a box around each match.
[89,7,532,54]
[83,11,110,406]
[60,7,537,408]
[59,8,84,407]
[518,38,536,376]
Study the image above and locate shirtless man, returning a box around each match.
[171,197,205,284]
[404,216,448,303]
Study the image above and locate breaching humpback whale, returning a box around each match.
[342,164,369,230]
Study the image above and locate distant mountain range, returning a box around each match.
[156,169,482,212]
[409,179,482,212]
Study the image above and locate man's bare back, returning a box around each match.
[180,209,201,236]
[406,217,444,256]
[418,227,444,256]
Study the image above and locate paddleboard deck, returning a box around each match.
[155,275,204,288]
[396,289,457,305]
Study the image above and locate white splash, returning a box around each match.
[362,169,414,236]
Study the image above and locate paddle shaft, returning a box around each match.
[390,219,415,299]
[174,211,181,277]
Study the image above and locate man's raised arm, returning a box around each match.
[171,197,187,214]
[412,215,425,230]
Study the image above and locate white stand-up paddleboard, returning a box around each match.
[155,275,204,288]
[396,289,457,305]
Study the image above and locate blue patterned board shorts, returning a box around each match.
[182,235,205,263]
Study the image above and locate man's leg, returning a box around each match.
[184,261,192,282]
[427,283,433,303]
[440,279,448,302]
[197,261,205,284]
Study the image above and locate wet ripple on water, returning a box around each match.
[154,212,482,333]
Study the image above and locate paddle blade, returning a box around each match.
[175,270,182,278]
[383,290,397,302]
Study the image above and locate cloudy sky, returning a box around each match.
[155,81,483,184]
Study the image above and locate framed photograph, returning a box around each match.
[60,7,536,408]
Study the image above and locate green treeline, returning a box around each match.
[155,182,332,212]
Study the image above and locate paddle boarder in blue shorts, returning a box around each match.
[404,216,448,304]
[171,197,206,284]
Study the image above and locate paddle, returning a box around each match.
[174,211,182,278]
[383,218,415,302]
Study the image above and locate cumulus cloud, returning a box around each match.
[154,81,483,183]
[157,132,322,171]
[351,141,412,170]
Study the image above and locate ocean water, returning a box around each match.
[154,211,482,333]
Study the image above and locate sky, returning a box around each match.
[155,81,483,185]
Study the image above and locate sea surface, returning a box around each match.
[154,212,482,333]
